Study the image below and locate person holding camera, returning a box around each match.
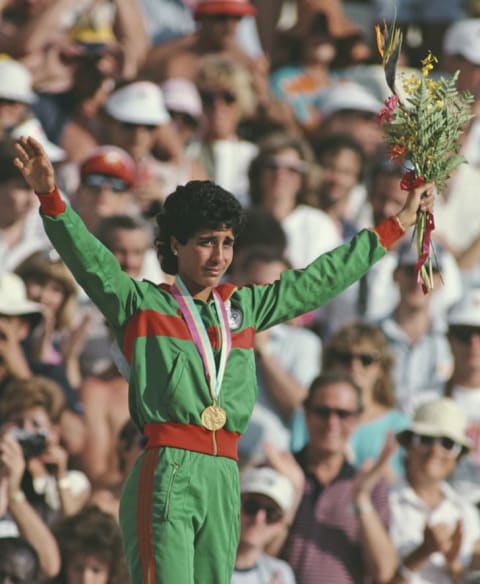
[0,376,90,525]
[0,404,61,579]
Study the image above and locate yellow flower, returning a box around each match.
[421,52,438,77]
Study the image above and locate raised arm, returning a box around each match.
[14,136,143,330]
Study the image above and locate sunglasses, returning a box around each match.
[332,350,380,367]
[242,498,284,524]
[208,14,242,22]
[201,90,237,106]
[409,433,462,458]
[449,326,480,344]
[83,173,130,193]
[167,110,199,129]
[264,156,307,175]
[307,404,359,420]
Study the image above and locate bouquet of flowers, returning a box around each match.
[375,23,474,291]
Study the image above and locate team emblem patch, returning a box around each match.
[227,303,243,329]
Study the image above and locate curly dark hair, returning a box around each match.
[155,180,244,275]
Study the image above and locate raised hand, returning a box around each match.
[14,136,56,195]
[396,182,435,228]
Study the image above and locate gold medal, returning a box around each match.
[201,405,227,431]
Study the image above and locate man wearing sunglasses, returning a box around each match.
[234,466,296,584]
[281,373,398,584]
[390,398,480,583]
[72,145,137,234]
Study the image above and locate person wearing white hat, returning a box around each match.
[0,59,36,135]
[390,398,480,584]
[233,466,296,584]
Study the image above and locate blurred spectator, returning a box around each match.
[441,289,480,507]
[233,466,296,583]
[102,80,195,215]
[89,419,144,520]
[50,504,130,584]
[318,80,384,161]
[16,250,90,391]
[0,139,51,274]
[280,372,398,584]
[248,132,341,268]
[0,58,36,136]
[71,145,138,233]
[0,537,41,584]
[379,242,453,414]
[0,376,90,522]
[161,77,203,151]
[390,398,480,583]
[313,133,367,239]
[192,54,258,206]
[323,322,410,478]
[270,13,336,135]
[231,248,321,464]
[0,424,61,578]
[141,0,265,86]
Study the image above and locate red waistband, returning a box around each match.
[143,422,240,461]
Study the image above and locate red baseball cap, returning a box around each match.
[194,0,256,18]
[80,146,136,187]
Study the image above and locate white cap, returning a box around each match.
[0,59,36,105]
[0,273,43,319]
[104,81,170,126]
[448,288,480,326]
[240,467,295,513]
[444,19,480,65]
[398,398,471,450]
[321,82,382,117]
[160,78,202,119]
[11,117,66,163]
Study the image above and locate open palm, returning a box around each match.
[14,136,56,194]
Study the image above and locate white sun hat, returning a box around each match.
[11,117,66,163]
[0,273,43,320]
[321,81,383,117]
[104,81,170,126]
[448,288,480,327]
[0,58,36,105]
[240,467,295,513]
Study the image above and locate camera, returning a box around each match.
[12,430,48,459]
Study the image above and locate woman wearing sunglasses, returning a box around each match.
[390,398,480,583]
[322,321,410,478]
[13,135,433,584]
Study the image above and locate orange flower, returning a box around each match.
[387,143,408,159]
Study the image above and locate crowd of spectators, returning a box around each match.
[1,0,480,582]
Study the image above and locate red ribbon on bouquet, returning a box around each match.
[414,211,435,293]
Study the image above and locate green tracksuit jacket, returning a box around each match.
[40,200,401,584]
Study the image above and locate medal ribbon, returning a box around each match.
[171,277,231,401]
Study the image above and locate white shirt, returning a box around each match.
[390,479,480,584]
[282,205,342,269]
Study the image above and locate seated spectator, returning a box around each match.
[16,250,89,391]
[323,322,410,478]
[233,466,296,583]
[248,131,341,268]
[191,54,259,206]
[280,372,398,584]
[231,248,321,464]
[0,537,41,584]
[390,398,480,583]
[0,376,90,523]
[50,504,129,584]
[270,13,337,136]
[0,139,51,273]
[71,145,138,233]
[379,242,453,414]
[0,423,61,579]
[312,133,367,238]
[89,419,144,520]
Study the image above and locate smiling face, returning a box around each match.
[172,227,235,297]
[305,381,360,455]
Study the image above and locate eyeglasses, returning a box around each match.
[83,174,130,193]
[264,156,307,175]
[201,90,237,106]
[242,498,284,524]
[331,349,380,367]
[410,433,462,458]
[449,326,480,344]
[307,404,359,420]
